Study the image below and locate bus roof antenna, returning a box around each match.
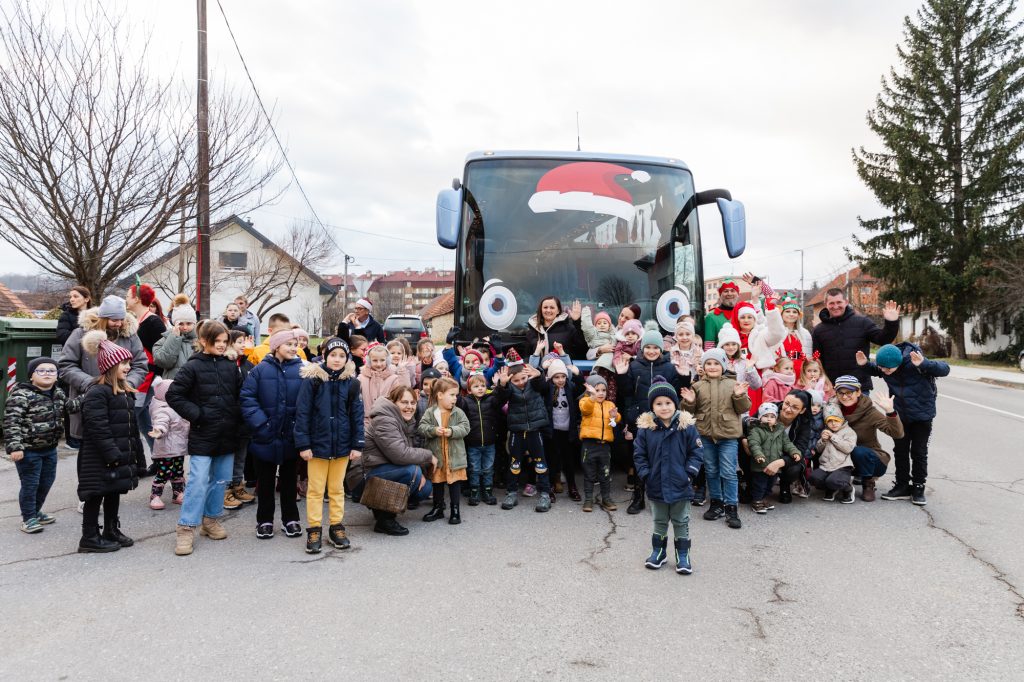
[576,111,581,151]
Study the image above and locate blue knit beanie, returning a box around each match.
[647,375,679,407]
[875,344,903,369]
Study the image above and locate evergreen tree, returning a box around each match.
[853,0,1024,358]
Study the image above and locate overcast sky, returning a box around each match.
[0,0,926,291]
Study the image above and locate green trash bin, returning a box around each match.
[0,317,61,422]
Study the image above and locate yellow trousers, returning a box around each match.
[306,457,349,527]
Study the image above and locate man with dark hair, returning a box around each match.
[811,289,900,391]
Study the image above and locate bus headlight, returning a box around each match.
[479,279,518,330]
[655,285,691,332]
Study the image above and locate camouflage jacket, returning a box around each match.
[3,382,67,454]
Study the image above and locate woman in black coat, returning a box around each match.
[76,330,141,553]
[524,296,586,360]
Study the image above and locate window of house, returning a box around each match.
[219,251,248,270]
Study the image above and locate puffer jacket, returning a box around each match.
[746,305,787,369]
[76,383,141,500]
[525,311,586,359]
[458,390,505,448]
[543,374,583,438]
[811,305,898,391]
[361,396,434,470]
[152,328,198,380]
[864,341,949,422]
[844,394,905,465]
[633,410,703,504]
[578,395,618,443]
[293,361,365,459]
[616,354,688,425]
[358,365,409,430]
[241,354,305,464]
[3,382,66,454]
[747,422,801,472]
[57,308,148,439]
[504,375,550,434]
[55,302,80,346]
[166,351,242,456]
[682,376,752,442]
[148,379,189,459]
[815,423,857,471]
[417,405,471,472]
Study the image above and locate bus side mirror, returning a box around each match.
[716,198,746,258]
[436,187,463,249]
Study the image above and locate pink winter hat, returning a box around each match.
[268,328,308,353]
[593,311,612,327]
[622,319,644,337]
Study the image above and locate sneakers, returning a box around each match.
[645,534,668,569]
[36,512,55,525]
[77,500,85,514]
[328,524,350,548]
[839,484,855,504]
[200,516,227,540]
[283,521,302,537]
[174,525,194,556]
[481,487,497,505]
[231,484,256,504]
[703,499,725,521]
[582,499,593,512]
[522,484,537,497]
[306,527,322,554]
[691,487,706,506]
[535,492,551,513]
[823,489,837,502]
[599,498,617,512]
[501,491,518,510]
[911,485,927,506]
[792,479,811,498]
[725,504,742,529]
[752,500,768,514]
[553,480,564,494]
[20,517,43,534]
[149,494,165,510]
[256,522,275,539]
[674,538,693,575]
[882,482,913,501]
[861,478,877,502]
[223,489,243,510]
[778,487,793,504]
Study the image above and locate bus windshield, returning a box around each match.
[458,158,701,336]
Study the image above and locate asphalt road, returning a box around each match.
[1,375,1022,680]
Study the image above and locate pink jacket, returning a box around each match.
[358,365,410,428]
[760,369,797,404]
[148,379,190,458]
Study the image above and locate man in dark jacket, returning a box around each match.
[811,289,900,391]
[336,298,385,344]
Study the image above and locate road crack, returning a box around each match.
[580,507,619,572]
[768,578,795,604]
[921,507,1024,622]
[931,475,1024,498]
[732,606,767,639]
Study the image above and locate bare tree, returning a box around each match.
[0,1,283,298]
[595,275,635,307]
[223,219,334,320]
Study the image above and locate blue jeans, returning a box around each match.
[178,454,234,526]
[702,438,739,505]
[15,448,57,521]
[850,446,888,479]
[366,463,433,504]
[466,445,495,488]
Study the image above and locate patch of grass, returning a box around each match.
[934,357,1016,370]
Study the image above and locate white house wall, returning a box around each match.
[898,312,1012,357]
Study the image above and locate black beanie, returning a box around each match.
[28,356,58,377]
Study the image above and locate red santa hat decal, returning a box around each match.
[528,162,650,220]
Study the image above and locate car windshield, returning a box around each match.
[458,158,700,335]
[385,318,423,331]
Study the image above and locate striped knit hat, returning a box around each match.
[82,330,134,374]
[647,375,678,407]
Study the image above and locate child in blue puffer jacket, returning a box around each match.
[633,377,703,575]
[295,337,364,554]
[857,343,950,506]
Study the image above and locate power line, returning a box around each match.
[255,208,436,246]
[214,0,348,260]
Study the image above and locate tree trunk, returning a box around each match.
[951,321,967,360]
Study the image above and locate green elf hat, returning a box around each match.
[780,292,802,312]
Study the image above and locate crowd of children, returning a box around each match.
[6,281,951,575]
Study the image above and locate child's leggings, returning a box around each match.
[702,438,739,505]
[507,431,550,493]
[151,456,185,497]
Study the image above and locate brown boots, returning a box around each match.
[861,478,877,502]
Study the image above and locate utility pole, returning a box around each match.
[196,0,211,318]
[342,253,354,314]
[797,249,805,313]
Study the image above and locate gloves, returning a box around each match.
[446,327,462,345]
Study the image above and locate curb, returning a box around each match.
[977,377,1024,391]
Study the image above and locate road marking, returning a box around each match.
[938,393,1024,421]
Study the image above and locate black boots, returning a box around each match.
[725,504,742,529]
[78,527,119,553]
[102,517,134,547]
[703,499,725,521]
[481,486,497,505]
[449,501,461,525]
[468,488,480,506]
[423,496,446,522]
[372,510,409,536]
[627,480,646,515]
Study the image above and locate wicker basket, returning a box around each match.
[360,476,410,515]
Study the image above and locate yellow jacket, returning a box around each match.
[578,396,617,443]
[245,340,270,364]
